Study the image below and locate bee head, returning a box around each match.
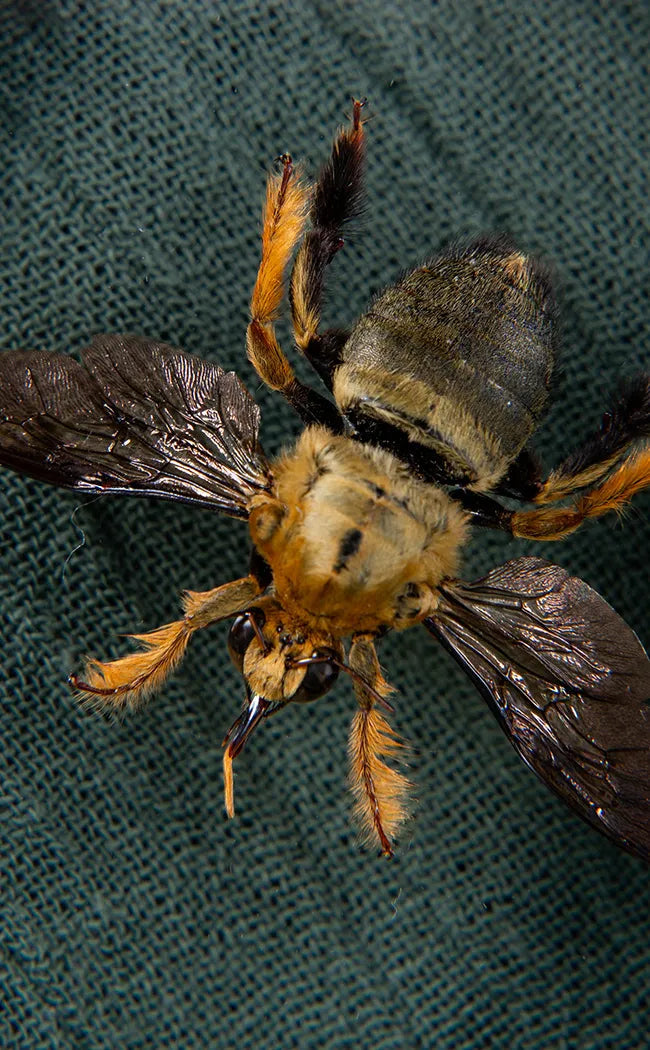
[222,597,343,761]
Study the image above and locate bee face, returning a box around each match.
[222,598,343,771]
[226,598,342,705]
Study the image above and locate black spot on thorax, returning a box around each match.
[333,528,363,574]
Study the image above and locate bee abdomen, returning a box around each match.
[333,238,555,490]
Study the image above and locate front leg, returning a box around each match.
[347,635,412,857]
[71,576,262,714]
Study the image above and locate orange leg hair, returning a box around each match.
[248,103,369,430]
[532,455,624,506]
[528,373,650,509]
[70,575,262,714]
[247,153,309,392]
[246,151,343,429]
[347,635,412,857]
[512,446,650,540]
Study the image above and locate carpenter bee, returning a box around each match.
[2,100,650,860]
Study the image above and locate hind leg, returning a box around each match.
[289,98,367,390]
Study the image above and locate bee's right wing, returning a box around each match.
[0,334,273,518]
[424,556,650,862]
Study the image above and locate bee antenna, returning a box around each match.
[337,660,395,712]
[242,610,271,655]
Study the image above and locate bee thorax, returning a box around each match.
[250,427,467,635]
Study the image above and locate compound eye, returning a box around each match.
[227,609,265,671]
[291,649,340,703]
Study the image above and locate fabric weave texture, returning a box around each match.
[1,2,648,1048]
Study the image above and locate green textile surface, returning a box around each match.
[1,2,649,1047]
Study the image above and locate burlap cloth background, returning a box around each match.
[1,2,648,1047]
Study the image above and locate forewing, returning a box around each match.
[0,335,272,517]
[424,556,650,861]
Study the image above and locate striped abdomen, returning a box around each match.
[333,238,555,490]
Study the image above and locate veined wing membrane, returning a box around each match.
[0,335,272,518]
[425,556,650,861]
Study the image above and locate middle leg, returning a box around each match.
[347,635,412,857]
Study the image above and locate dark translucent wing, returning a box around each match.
[424,556,650,861]
[0,335,272,518]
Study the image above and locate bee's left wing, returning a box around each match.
[424,556,650,861]
[0,335,272,518]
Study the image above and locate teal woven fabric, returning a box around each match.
[1,2,649,1047]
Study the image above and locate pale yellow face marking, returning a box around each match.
[239,597,341,702]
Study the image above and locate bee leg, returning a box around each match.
[512,445,650,539]
[511,375,650,539]
[495,447,544,501]
[449,489,514,532]
[536,373,650,506]
[70,575,262,715]
[289,98,367,389]
[247,153,344,432]
[347,635,412,858]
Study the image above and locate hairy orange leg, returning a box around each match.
[347,635,412,857]
[71,575,262,714]
[513,447,650,540]
[247,153,310,394]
